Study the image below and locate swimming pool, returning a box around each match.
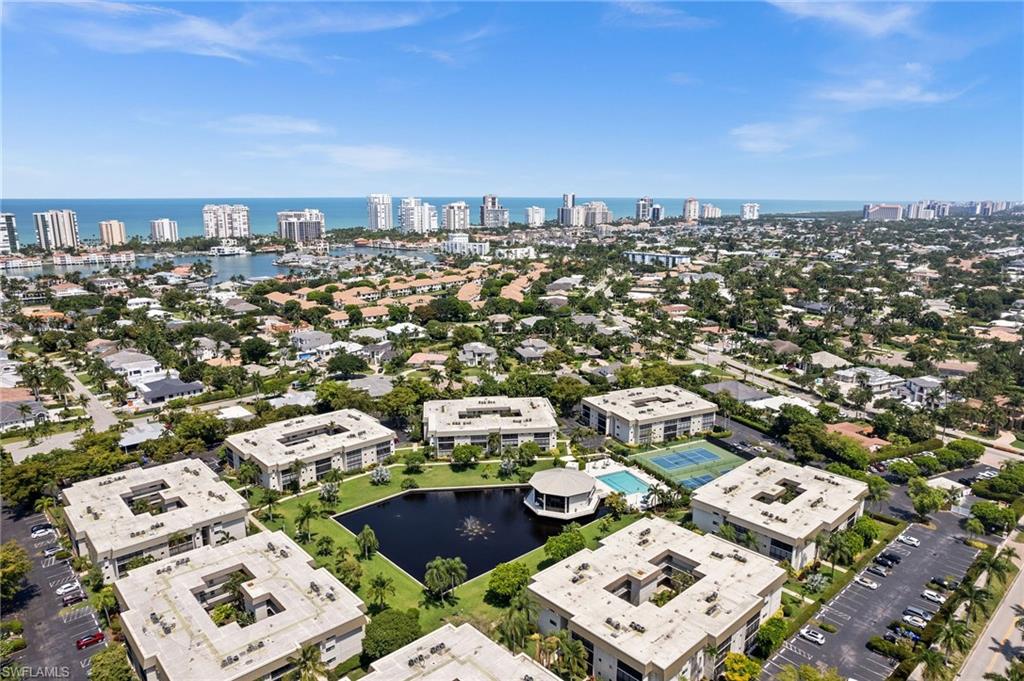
[598,470,650,495]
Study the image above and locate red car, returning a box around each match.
[75,632,104,650]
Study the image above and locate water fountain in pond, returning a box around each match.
[456,515,494,541]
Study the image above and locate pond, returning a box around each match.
[334,486,607,582]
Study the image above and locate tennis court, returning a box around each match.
[633,440,744,490]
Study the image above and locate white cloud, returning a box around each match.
[815,63,966,110]
[666,72,700,86]
[769,1,922,37]
[604,2,714,29]
[729,117,854,156]
[211,115,330,136]
[26,2,445,62]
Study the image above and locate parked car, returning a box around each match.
[921,589,945,605]
[31,528,55,539]
[43,546,62,557]
[894,627,922,642]
[904,606,934,621]
[874,556,895,569]
[30,523,53,533]
[866,565,890,578]
[898,535,921,547]
[55,582,81,596]
[902,615,928,629]
[854,575,879,590]
[62,591,86,607]
[958,476,976,486]
[799,627,826,645]
[75,632,104,650]
[879,551,903,564]
[932,577,958,590]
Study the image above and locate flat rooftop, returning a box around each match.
[356,623,558,681]
[528,517,785,671]
[62,460,248,556]
[582,385,717,422]
[116,531,366,681]
[225,409,395,467]
[691,459,868,539]
[423,397,558,434]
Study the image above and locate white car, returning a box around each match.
[55,582,81,596]
[31,528,55,539]
[855,575,879,590]
[799,627,826,645]
[898,535,920,547]
[921,590,945,604]
[902,615,928,629]
[42,546,61,557]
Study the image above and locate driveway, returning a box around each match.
[1,506,106,678]
[761,512,979,681]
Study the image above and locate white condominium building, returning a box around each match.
[583,201,613,226]
[62,460,249,582]
[277,209,325,243]
[701,204,722,219]
[367,193,394,230]
[580,385,717,445]
[34,209,80,250]
[650,204,664,222]
[480,194,510,228]
[635,197,653,221]
[115,531,366,681]
[99,219,127,246]
[0,214,19,254]
[355,623,558,681]
[150,218,179,243]
[558,193,583,227]
[683,197,699,221]
[525,205,546,227]
[863,203,904,221]
[442,201,471,231]
[528,517,786,681]
[691,459,868,569]
[422,396,559,456]
[398,197,439,234]
[441,232,490,256]
[741,203,760,220]
[203,204,251,239]
[224,410,396,491]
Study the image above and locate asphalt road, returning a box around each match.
[1,506,105,680]
[761,511,979,681]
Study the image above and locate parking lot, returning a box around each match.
[761,511,979,681]
[1,507,105,678]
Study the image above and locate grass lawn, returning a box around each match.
[260,459,638,636]
[1012,438,1024,450]
[0,420,86,445]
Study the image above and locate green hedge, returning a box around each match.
[872,438,943,463]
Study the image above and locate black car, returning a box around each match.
[867,565,889,578]
[880,551,903,565]
[874,556,895,568]
[932,577,958,590]
[30,523,53,533]
[958,476,976,486]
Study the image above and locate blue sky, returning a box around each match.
[2,1,1021,200]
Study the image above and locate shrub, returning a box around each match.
[486,561,531,602]
[754,616,788,656]
[400,477,419,490]
[543,523,586,562]
[866,636,914,661]
[363,608,421,660]
[819,622,838,633]
[0,620,23,636]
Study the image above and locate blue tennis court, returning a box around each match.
[681,474,716,489]
[649,447,720,470]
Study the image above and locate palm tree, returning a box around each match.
[958,583,992,623]
[90,586,117,627]
[288,644,327,681]
[262,488,281,521]
[554,630,589,680]
[366,574,395,610]
[935,619,971,658]
[424,556,467,601]
[33,495,56,517]
[356,525,379,559]
[497,588,537,652]
[237,461,260,499]
[46,371,73,406]
[982,551,1014,588]
[984,660,1024,681]
[295,501,320,543]
[916,648,948,681]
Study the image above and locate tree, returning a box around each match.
[289,644,327,681]
[754,617,788,657]
[604,492,629,519]
[315,535,335,557]
[404,451,426,474]
[237,461,260,499]
[774,665,845,681]
[367,574,396,610]
[916,648,948,681]
[262,488,281,521]
[496,588,537,652]
[553,630,588,680]
[88,644,136,681]
[908,477,947,520]
[356,524,380,559]
[723,652,761,681]
[91,585,118,626]
[424,556,467,600]
[964,516,986,540]
[935,619,971,657]
[971,501,1017,534]
[450,444,481,469]
[544,523,586,562]
[362,608,421,660]
[0,541,31,604]
[295,501,320,543]
[958,582,992,623]
[327,352,368,378]
[487,561,531,603]
[336,549,363,591]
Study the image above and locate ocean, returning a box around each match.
[0,196,881,245]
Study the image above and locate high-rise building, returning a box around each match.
[862,204,904,221]
[99,220,127,246]
[557,193,579,227]
[683,197,700,221]
[34,210,80,251]
[700,204,722,219]
[367,194,394,230]
[583,201,612,227]
[635,197,653,221]
[149,218,179,243]
[651,204,664,222]
[741,203,760,220]
[277,209,325,243]
[442,202,471,231]
[202,204,250,239]
[906,202,936,220]
[398,197,438,234]
[480,195,510,228]
[0,214,19,254]
[525,206,546,227]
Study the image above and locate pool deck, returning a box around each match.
[584,459,662,510]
